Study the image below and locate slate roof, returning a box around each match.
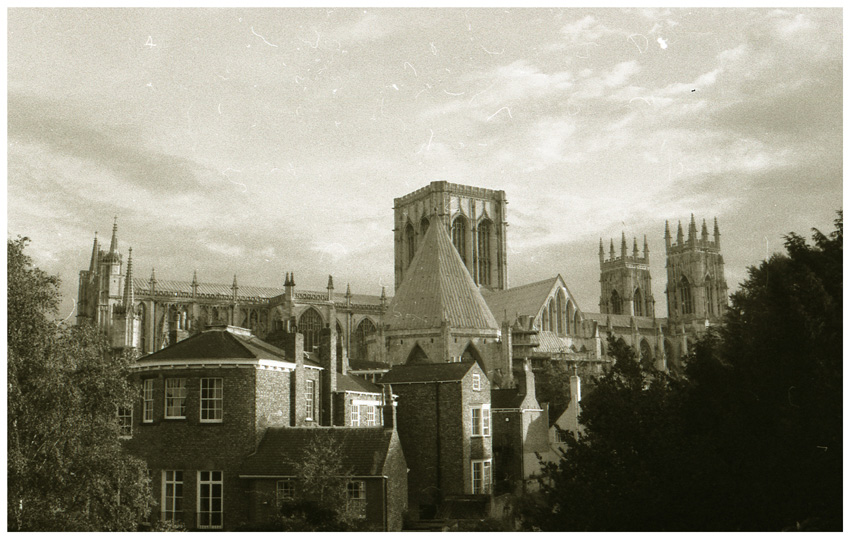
[492,388,525,409]
[378,361,474,384]
[348,359,391,371]
[241,427,395,477]
[335,373,382,395]
[386,224,499,332]
[138,327,321,368]
[132,277,384,305]
[583,312,658,330]
[482,277,560,324]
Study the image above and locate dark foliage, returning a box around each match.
[8,237,153,531]
[529,214,842,531]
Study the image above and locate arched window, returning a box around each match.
[477,220,492,286]
[679,276,693,315]
[610,290,622,315]
[137,302,146,353]
[336,321,344,360]
[640,339,653,363]
[420,216,430,238]
[548,300,556,332]
[566,300,574,335]
[451,216,467,263]
[299,308,323,353]
[634,288,644,317]
[541,305,549,331]
[461,343,483,364]
[406,222,416,266]
[556,290,565,335]
[705,275,714,316]
[351,318,377,362]
[574,312,581,336]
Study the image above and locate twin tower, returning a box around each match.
[599,214,728,328]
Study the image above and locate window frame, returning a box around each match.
[472,373,481,391]
[470,404,491,437]
[347,480,365,501]
[142,379,154,423]
[305,379,315,421]
[200,377,223,423]
[350,404,360,427]
[471,459,492,494]
[276,479,295,504]
[164,378,187,419]
[197,470,224,530]
[161,470,183,522]
[117,406,133,438]
[365,405,377,426]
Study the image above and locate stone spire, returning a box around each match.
[664,221,671,250]
[88,232,99,273]
[643,235,649,259]
[109,216,119,255]
[191,270,199,297]
[620,232,627,258]
[122,248,135,311]
[327,275,334,300]
[701,218,709,242]
[609,238,615,259]
[633,236,639,257]
[714,217,721,248]
[676,221,684,244]
[688,213,697,244]
[599,238,605,264]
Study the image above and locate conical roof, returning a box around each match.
[387,222,499,332]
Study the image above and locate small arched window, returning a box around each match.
[406,222,416,266]
[477,220,492,286]
[420,216,430,238]
[633,288,644,317]
[610,290,622,315]
[451,216,467,263]
[299,308,323,352]
[679,276,693,315]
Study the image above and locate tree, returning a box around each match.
[529,214,842,531]
[7,237,153,531]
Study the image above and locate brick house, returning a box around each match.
[240,427,407,531]
[378,360,492,519]
[124,324,398,530]
[491,360,550,495]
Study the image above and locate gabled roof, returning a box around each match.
[482,276,560,324]
[138,326,320,367]
[378,361,475,384]
[386,224,499,332]
[241,427,395,477]
[336,373,382,395]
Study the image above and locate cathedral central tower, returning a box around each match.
[393,181,508,291]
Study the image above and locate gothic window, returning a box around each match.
[566,300,575,335]
[548,299,556,332]
[639,339,653,363]
[634,288,644,317]
[406,222,416,266]
[336,321,344,361]
[137,302,146,353]
[574,312,581,336]
[556,289,566,335]
[541,305,549,331]
[705,275,714,315]
[610,290,622,315]
[461,343,483,364]
[451,216,467,263]
[299,308,323,352]
[420,216,430,238]
[477,220,492,286]
[352,318,377,362]
[679,276,693,315]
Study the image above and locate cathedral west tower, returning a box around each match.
[393,181,508,291]
[599,233,655,318]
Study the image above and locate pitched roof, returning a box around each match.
[378,361,475,384]
[583,312,658,330]
[482,276,560,324]
[386,224,499,332]
[241,427,395,477]
[139,326,320,367]
[335,373,382,395]
[348,359,391,371]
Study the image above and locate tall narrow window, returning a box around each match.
[143,379,154,422]
[477,220,492,286]
[548,300,556,331]
[679,276,693,315]
[556,290,565,335]
[197,471,223,529]
[405,222,416,265]
[305,379,315,421]
[351,318,376,362]
[451,217,467,263]
[365,405,377,426]
[472,373,481,391]
[634,288,644,317]
[200,378,223,423]
[117,407,132,437]
[471,460,492,494]
[420,216,430,238]
[471,405,490,437]
[298,309,323,353]
[705,275,714,315]
[164,378,187,419]
[566,301,575,335]
[350,404,360,427]
[162,471,183,522]
[610,290,622,315]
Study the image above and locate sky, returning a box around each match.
[7,8,843,321]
